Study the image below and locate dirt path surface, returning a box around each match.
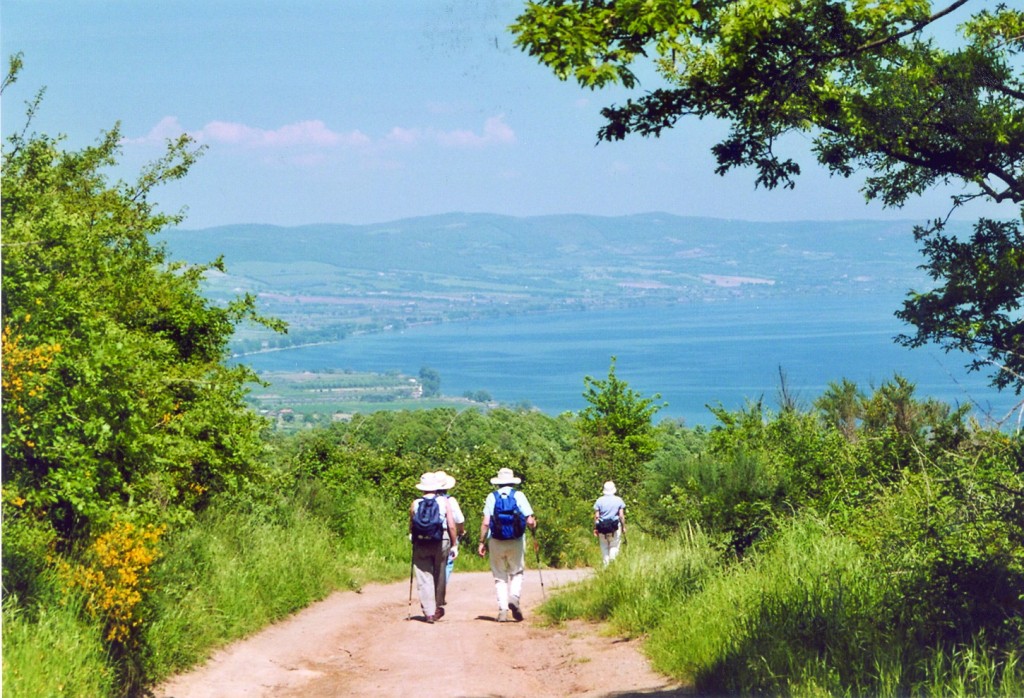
[155,568,690,698]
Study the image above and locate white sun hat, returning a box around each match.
[490,467,522,485]
[434,471,457,490]
[415,472,445,491]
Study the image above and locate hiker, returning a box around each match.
[593,480,626,566]
[410,472,458,623]
[434,470,465,588]
[477,467,537,622]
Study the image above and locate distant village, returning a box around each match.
[244,369,496,430]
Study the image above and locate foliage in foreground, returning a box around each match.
[543,392,1024,696]
[5,370,1022,697]
[0,60,289,695]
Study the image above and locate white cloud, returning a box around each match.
[435,115,516,147]
[196,119,369,148]
[122,116,188,144]
[125,117,369,149]
[385,126,422,146]
[127,114,515,156]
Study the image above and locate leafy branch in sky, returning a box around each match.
[511,1,1024,403]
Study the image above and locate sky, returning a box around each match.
[1,1,1014,230]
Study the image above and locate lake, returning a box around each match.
[237,293,1018,427]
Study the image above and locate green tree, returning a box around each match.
[896,218,1024,398]
[815,378,865,440]
[419,365,441,398]
[511,2,1024,393]
[511,1,1022,205]
[1,60,282,560]
[578,357,664,493]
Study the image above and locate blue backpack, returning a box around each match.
[411,497,444,542]
[490,489,526,540]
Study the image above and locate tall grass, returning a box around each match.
[2,588,114,698]
[3,478,417,696]
[541,515,1024,696]
[541,525,720,631]
[912,642,1024,697]
[142,483,411,683]
[650,517,886,694]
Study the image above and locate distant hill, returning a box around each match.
[157,213,947,351]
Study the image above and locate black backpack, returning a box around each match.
[595,517,619,534]
[490,489,526,540]
[411,497,444,542]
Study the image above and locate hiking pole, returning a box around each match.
[532,528,546,600]
[406,546,414,620]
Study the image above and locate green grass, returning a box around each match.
[539,516,1024,697]
[142,486,412,683]
[2,589,115,698]
[541,525,720,632]
[2,482,420,696]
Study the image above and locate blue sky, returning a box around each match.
[2,1,1012,229]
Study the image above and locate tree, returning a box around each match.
[815,378,865,440]
[511,2,1024,393]
[578,357,664,492]
[1,58,283,555]
[419,366,441,397]
[896,218,1024,399]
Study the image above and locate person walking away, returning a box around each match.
[593,481,626,567]
[410,472,458,623]
[434,470,465,589]
[477,467,536,622]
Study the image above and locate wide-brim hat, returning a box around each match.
[434,470,456,490]
[415,472,445,491]
[603,481,617,495]
[490,467,522,485]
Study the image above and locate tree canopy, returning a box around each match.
[578,357,664,491]
[1,58,282,550]
[511,0,1022,206]
[511,1,1024,401]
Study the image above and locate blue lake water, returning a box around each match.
[237,294,1017,427]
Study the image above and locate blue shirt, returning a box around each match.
[594,494,625,521]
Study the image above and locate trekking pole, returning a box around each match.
[406,546,414,620]
[532,528,546,600]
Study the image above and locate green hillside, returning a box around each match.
[159,213,945,352]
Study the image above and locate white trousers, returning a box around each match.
[598,530,622,566]
[487,536,526,610]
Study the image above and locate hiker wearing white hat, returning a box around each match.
[409,472,458,623]
[593,481,626,566]
[433,471,465,591]
[477,468,537,622]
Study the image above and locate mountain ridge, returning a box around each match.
[157,212,947,351]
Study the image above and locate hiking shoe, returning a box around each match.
[496,610,508,622]
[434,606,445,620]
[425,614,436,624]
[509,596,523,621]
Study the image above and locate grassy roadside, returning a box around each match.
[539,521,1024,697]
[3,484,406,697]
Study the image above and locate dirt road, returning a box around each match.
[155,568,689,697]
